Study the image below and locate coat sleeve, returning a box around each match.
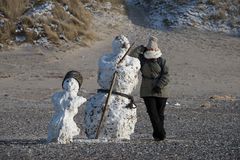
[129,45,145,59]
[156,58,170,89]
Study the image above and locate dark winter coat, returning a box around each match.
[130,46,170,98]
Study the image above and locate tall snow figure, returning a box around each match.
[84,35,141,140]
[48,71,86,144]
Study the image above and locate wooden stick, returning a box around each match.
[117,42,135,65]
[95,72,117,139]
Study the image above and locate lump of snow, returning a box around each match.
[34,37,49,45]
[0,12,4,17]
[103,2,112,10]
[27,2,54,17]
[0,19,4,28]
[15,35,26,42]
[63,4,69,11]
[174,102,181,106]
[15,23,24,33]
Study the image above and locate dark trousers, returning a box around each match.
[143,97,167,140]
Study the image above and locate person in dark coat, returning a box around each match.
[130,36,170,141]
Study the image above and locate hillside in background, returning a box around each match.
[0,0,239,48]
[0,0,125,47]
[135,0,240,35]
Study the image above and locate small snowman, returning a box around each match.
[47,71,86,144]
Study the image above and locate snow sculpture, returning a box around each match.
[48,71,86,144]
[84,35,141,140]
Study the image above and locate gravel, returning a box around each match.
[0,96,239,159]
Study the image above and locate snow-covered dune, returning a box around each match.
[133,0,240,35]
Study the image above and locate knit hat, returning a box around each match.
[144,36,162,59]
[62,70,83,89]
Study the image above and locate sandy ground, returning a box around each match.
[0,4,240,160]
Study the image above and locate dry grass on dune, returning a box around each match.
[51,0,95,45]
[20,16,38,43]
[56,0,92,29]
[0,0,30,19]
[43,24,59,43]
[203,0,240,25]
[0,21,15,43]
[0,0,30,43]
[0,0,95,45]
[97,0,123,5]
[96,0,126,13]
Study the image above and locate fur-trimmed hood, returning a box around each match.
[144,49,162,59]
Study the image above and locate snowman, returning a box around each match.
[84,35,141,140]
[47,71,86,144]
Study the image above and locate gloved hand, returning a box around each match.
[152,86,161,93]
[139,45,147,53]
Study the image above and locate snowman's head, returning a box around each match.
[63,78,79,92]
[62,71,83,92]
[112,35,130,56]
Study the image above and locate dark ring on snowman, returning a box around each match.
[97,89,136,109]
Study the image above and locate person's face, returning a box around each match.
[63,78,79,92]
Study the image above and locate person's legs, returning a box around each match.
[155,97,168,140]
[143,97,164,140]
